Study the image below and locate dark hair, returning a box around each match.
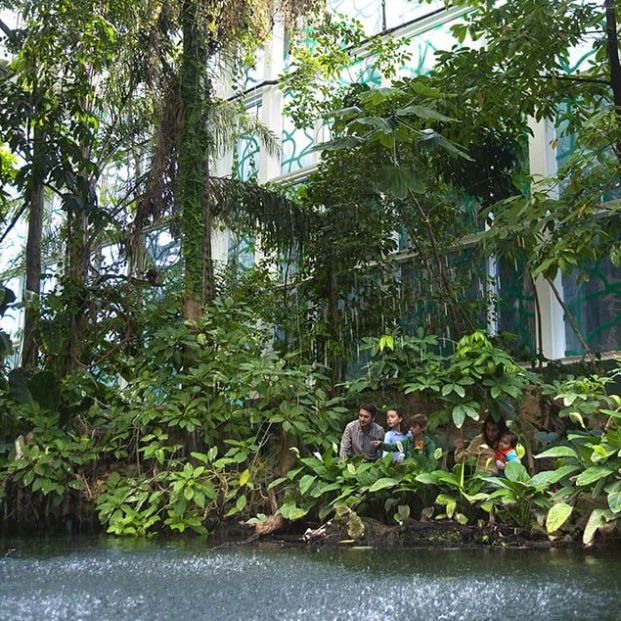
[409,413,428,429]
[501,431,518,448]
[360,403,378,418]
[386,407,407,434]
[482,414,508,447]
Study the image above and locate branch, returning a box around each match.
[0,201,27,246]
[537,74,610,86]
[0,17,14,39]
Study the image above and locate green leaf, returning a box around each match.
[368,477,399,493]
[575,467,613,487]
[530,465,580,488]
[546,502,573,533]
[299,474,317,496]
[376,165,425,199]
[607,490,621,514]
[534,446,578,460]
[583,508,614,545]
[236,495,247,512]
[396,104,455,123]
[435,494,456,519]
[409,81,444,99]
[452,405,466,428]
[239,469,250,487]
[279,501,308,521]
[505,461,530,484]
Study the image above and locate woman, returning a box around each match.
[454,413,508,473]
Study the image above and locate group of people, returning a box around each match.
[339,403,520,475]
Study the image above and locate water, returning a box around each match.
[1,537,620,621]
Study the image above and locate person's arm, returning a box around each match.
[506,449,520,463]
[339,424,352,459]
[381,441,399,452]
[455,434,482,463]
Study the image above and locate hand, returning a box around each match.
[371,440,382,448]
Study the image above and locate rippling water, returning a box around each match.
[1,537,619,621]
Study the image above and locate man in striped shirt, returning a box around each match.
[339,404,384,461]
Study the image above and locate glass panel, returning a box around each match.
[399,247,486,345]
[328,0,383,35]
[281,98,315,174]
[496,255,537,356]
[227,231,255,270]
[1,275,24,342]
[145,227,181,270]
[399,20,455,78]
[385,0,445,29]
[236,111,261,182]
[562,258,621,356]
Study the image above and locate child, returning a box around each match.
[494,431,520,475]
[382,408,410,462]
[375,414,436,463]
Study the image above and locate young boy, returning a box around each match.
[494,431,520,475]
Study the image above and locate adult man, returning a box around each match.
[339,404,384,461]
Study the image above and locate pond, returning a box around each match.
[1,537,620,621]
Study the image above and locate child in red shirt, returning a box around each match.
[494,431,520,475]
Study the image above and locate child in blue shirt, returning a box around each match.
[382,408,410,462]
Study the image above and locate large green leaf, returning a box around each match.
[279,501,308,521]
[583,508,614,546]
[368,477,399,493]
[375,165,425,199]
[299,474,317,496]
[608,490,621,514]
[396,105,455,123]
[530,465,581,488]
[546,502,573,533]
[534,446,579,460]
[505,461,531,484]
[576,467,614,487]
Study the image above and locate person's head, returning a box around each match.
[358,404,378,428]
[482,413,508,447]
[499,431,518,451]
[386,408,407,434]
[409,413,428,437]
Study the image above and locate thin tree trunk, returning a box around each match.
[202,98,215,304]
[21,126,45,368]
[528,272,544,368]
[605,0,621,112]
[605,0,621,162]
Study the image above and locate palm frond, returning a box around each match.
[209,98,279,159]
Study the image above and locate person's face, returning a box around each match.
[358,409,373,427]
[386,410,401,429]
[499,437,510,450]
[410,423,423,437]
[485,421,500,443]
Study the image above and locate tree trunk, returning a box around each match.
[21,126,45,368]
[64,208,90,372]
[179,0,210,320]
[605,0,621,160]
[605,0,621,111]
